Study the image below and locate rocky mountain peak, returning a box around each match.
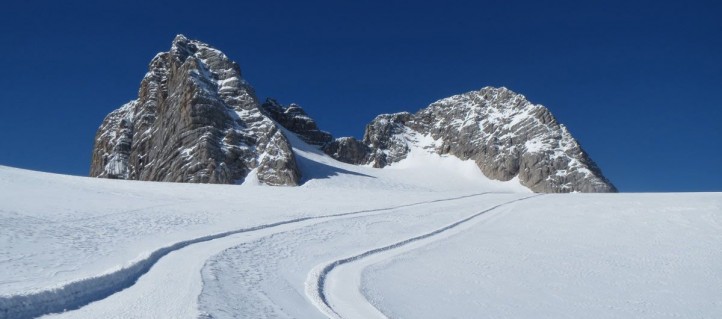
[90,36,299,185]
[170,34,194,60]
[173,33,188,43]
[322,86,616,193]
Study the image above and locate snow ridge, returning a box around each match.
[306,194,542,319]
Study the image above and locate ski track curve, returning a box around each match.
[306,194,542,319]
[0,192,495,319]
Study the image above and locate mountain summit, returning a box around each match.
[91,35,615,193]
[90,35,300,185]
[321,87,616,192]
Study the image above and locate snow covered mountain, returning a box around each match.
[322,87,615,192]
[91,35,614,193]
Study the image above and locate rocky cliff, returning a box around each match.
[92,35,614,192]
[322,87,616,193]
[90,35,299,185]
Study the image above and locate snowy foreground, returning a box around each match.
[1,139,721,318]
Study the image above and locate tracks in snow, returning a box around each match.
[306,194,541,319]
[0,192,493,319]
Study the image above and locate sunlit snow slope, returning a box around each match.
[1,134,720,319]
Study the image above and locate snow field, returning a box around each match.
[361,193,722,318]
[1,131,720,318]
[198,193,530,318]
[308,195,541,319]
[1,163,511,318]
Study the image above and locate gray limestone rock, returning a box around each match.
[261,99,333,146]
[90,35,299,186]
[361,112,413,168]
[89,101,136,179]
[321,137,371,165]
[412,87,615,193]
[320,112,414,168]
[324,87,616,193]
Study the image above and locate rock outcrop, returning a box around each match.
[261,99,333,146]
[323,87,616,193]
[321,137,371,165]
[90,35,299,185]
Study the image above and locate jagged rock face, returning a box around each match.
[361,113,413,168]
[322,137,371,165]
[90,101,136,179]
[90,35,300,185]
[320,113,413,168]
[324,87,616,193]
[412,87,615,192]
[261,99,333,146]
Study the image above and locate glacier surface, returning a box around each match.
[0,134,720,318]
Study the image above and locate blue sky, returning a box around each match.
[0,0,720,192]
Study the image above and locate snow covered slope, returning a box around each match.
[1,135,720,318]
[360,193,722,319]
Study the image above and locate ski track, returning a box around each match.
[306,194,542,319]
[0,192,495,319]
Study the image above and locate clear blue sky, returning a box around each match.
[0,0,720,192]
